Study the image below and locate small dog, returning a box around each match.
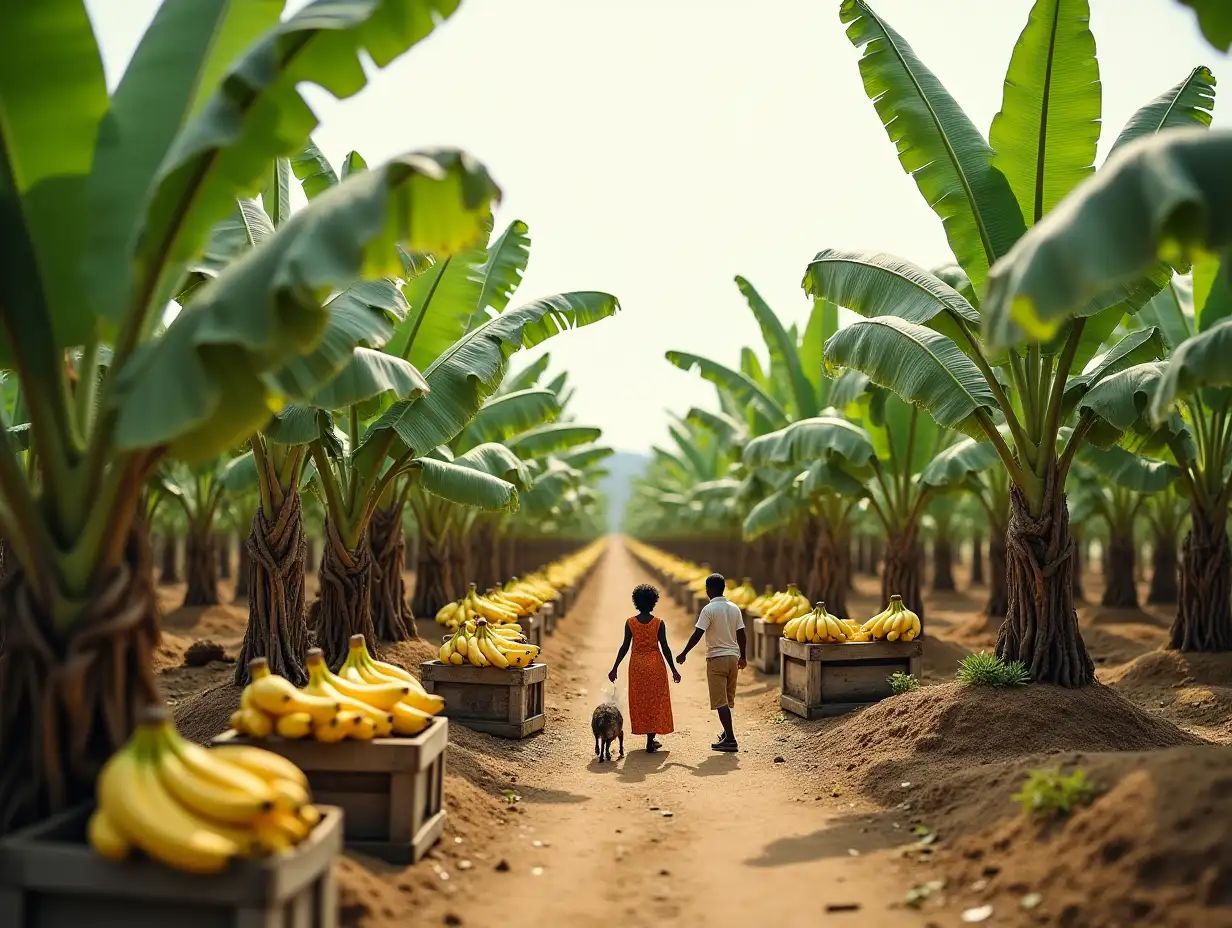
[591,702,624,762]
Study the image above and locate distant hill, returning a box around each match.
[597,451,649,530]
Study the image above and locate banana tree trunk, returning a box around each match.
[882,527,923,623]
[1170,507,1232,651]
[233,535,251,602]
[1147,530,1179,605]
[412,535,452,619]
[931,536,955,592]
[868,538,883,577]
[304,536,317,574]
[216,534,232,580]
[1072,530,1086,602]
[159,533,179,585]
[995,471,1094,687]
[986,526,1009,619]
[370,504,416,642]
[234,492,309,686]
[807,515,850,617]
[1101,532,1139,609]
[0,526,159,836]
[970,532,985,586]
[183,525,219,607]
[310,523,376,671]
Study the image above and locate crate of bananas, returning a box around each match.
[435,580,553,631]
[85,706,336,874]
[782,602,871,643]
[228,637,445,743]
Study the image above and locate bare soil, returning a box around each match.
[157,543,1232,928]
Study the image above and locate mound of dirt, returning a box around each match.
[1080,604,1171,629]
[377,638,438,676]
[153,631,195,671]
[1082,623,1169,667]
[171,683,241,744]
[1104,650,1232,743]
[183,639,230,667]
[934,745,1232,928]
[812,681,1198,805]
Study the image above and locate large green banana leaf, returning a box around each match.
[1178,0,1232,51]
[290,138,340,200]
[1150,319,1232,421]
[452,442,533,489]
[1077,361,1193,454]
[665,351,788,428]
[475,219,531,322]
[736,276,816,418]
[1109,66,1216,154]
[839,0,1026,294]
[506,424,602,458]
[989,0,1101,227]
[742,489,799,540]
[110,150,496,462]
[919,435,1001,489]
[310,348,427,414]
[370,291,619,459]
[498,353,552,395]
[1074,442,1180,493]
[743,416,876,474]
[455,389,560,451]
[982,130,1231,343]
[799,298,839,405]
[1060,327,1167,419]
[823,317,998,439]
[411,457,517,511]
[556,446,614,470]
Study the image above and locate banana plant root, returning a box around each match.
[234,492,309,686]
[996,474,1095,687]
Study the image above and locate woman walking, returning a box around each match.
[608,583,679,753]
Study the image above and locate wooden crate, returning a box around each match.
[690,591,709,617]
[213,719,447,865]
[518,611,544,647]
[780,639,924,719]
[0,803,342,928]
[419,661,547,739]
[752,618,785,674]
[558,586,575,618]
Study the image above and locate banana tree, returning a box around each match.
[919,434,1012,618]
[811,0,1213,685]
[0,0,502,834]
[925,496,959,593]
[986,121,1231,651]
[153,458,235,607]
[1144,486,1188,605]
[1069,444,1179,609]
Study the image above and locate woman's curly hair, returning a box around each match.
[632,583,660,612]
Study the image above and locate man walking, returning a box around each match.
[676,572,746,752]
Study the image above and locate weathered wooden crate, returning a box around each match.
[420,661,547,739]
[213,719,446,865]
[558,586,575,618]
[752,618,785,674]
[517,611,544,647]
[780,638,924,719]
[690,591,709,617]
[0,803,342,928]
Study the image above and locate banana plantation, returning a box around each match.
[0,0,1230,926]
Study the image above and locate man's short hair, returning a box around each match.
[705,573,726,597]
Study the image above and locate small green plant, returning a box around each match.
[956,652,1031,687]
[502,789,522,806]
[888,671,920,694]
[1012,768,1098,819]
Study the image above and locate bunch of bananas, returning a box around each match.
[782,602,871,643]
[89,706,320,873]
[862,595,921,641]
[759,584,811,625]
[686,565,715,597]
[745,585,776,618]
[436,583,528,629]
[726,578,757,609]
[623,540,708,585]
[440,618,541,668]
[230,637,445,742]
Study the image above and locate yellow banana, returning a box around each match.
[344,712,377,741]
[207,744,308,790]
[435,600,460,625]
[328,669,409,711]
[274,712,314,740]
[87,808,131,861]
[244,668,340,723]
[439,639,454,663]
[239,707,273,738]
[98,726,239,873]
[391,702,433,736]
[312,714,351,743]
[299,804,322,828]
[305,651,393,736]
[782,616,802,639]
[477,628,510,669]
[271,778,310,812]
[154,739,273,825]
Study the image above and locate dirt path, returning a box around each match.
[452,540,929,927]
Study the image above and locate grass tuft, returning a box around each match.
[1012,767,1099,819]
[956,651,1031,687]
[888,671,920,694]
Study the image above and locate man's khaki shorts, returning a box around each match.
[707,655,740,709]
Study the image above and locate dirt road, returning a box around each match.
[454,540,929,927]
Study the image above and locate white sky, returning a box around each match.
[88,0,1229,455]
